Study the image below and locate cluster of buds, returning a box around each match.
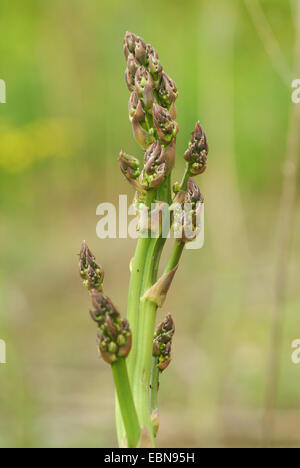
[123,31,178,157]
[91,290,132,364]
[79,242,132,365]
[79,241,104,292]
[153,314,175,372]
[120,142,169,192]
[172,178,204,242]
[184,122,209,176]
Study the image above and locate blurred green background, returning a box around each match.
[0,0,299,448]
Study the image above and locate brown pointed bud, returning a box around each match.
[153,314,175,373]
[135,36,147,64]
[140,141,167,189]
[119,151,145,192]
[135,67,155,110]
[127,53,139,77]
[131,113,155,149]
[184,122,209,175]
[125,68,135,91]
[152,103,178,145]
[142,266,178,307]
[185,177,204,205]
[79,241,104,292]
[105,315,118,340]
[124,44,130,60]
[147,44,163,85]
[158,72,178,108]
[155,314,175,336]
[124,31,137,56]
[144,141,164,170]
[91,290,120,319]
[128,91,145,123]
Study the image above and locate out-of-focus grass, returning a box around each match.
[0,0,299,448]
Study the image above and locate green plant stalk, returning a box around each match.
[116,189,157,446]
[132,236,164,443]
[147,170,190,413]
[112,358,141,448]
[180,166,191,191]
[131,174,172,442]
[165,241,185,273]
[150,356,160,413]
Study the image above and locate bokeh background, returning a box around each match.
[0,0,299,448]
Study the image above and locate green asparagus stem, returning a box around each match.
[150,356,160,414]
[112,358,141,448]
[165,241,185,273]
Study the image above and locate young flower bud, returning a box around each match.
[185,177,204,205]
[131,113,156,149]
[152,103,178,145]
[125,68,135,92]
[91,290,120,319]
[79,241,104,292]
[91,291,133,364]
[147,44,163,85]
[184,121,209,175]
[155,314,175,337]
[140,141,168,189]
[158,72,178,108]
[135,36,147,64]
[89,309,105,324]
[119,151,145,192]
[173,178,204,242]
[124,31,137,57]
[153,314,175,373]
[135,67,155,110]
[128,91,145,123]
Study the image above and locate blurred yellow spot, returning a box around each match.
[0,118,82,172]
